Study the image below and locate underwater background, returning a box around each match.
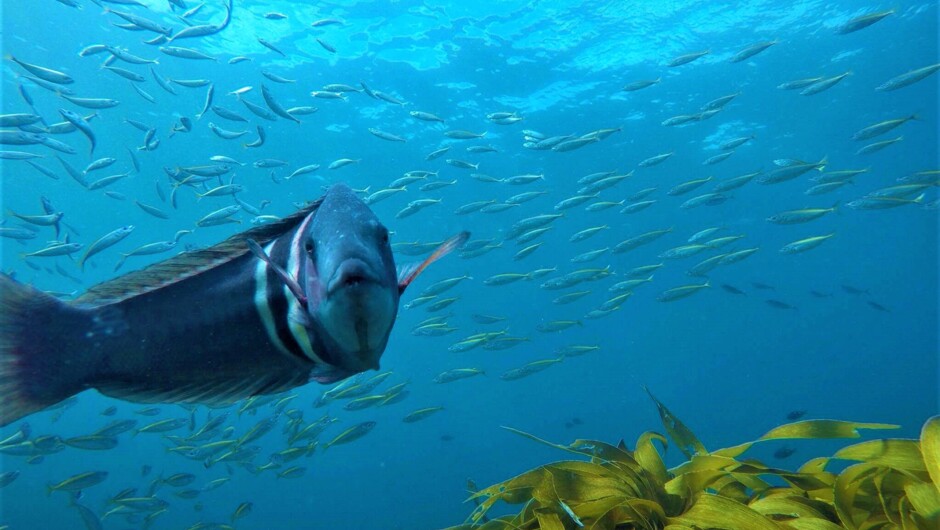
[0,0,937,529]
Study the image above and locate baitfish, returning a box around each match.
[0,184,468,426]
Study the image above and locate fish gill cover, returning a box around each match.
[0,1,937,529]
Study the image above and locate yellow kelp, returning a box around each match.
[445,393,938,530]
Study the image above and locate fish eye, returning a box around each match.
[304,240,315,255]
[379,227,389,244]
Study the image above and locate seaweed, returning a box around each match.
[446,390,939,530]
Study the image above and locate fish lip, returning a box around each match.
[326,258,379,296]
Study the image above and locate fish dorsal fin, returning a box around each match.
[74,199,323,306]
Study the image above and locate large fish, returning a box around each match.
[0,184,468,426]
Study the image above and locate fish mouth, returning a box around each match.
[326,258,379,296]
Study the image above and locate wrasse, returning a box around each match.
[0,184,468,426]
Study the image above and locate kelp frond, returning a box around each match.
[445,392,939,530]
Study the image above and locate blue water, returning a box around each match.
[1,1,938,528]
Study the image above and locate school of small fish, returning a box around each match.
[0,2,936,529]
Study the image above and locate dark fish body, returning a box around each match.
[765,299,796,310]
[0,184,467,426]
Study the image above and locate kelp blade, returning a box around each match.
[456,397,936,530]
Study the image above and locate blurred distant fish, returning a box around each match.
[658,282,709,302]
[876,63,940,91]
[729,40,777,63]
[786,410,807,420]
[800,72,851,96]
[638,152,673,167]
[7,55,74,85]
[836,9,894,34]
[779,234,834,254]
[311,18,345,27]
[78,225,135,270]
[855,136,902,155]
[778,76,824,90]
[852,115,916,141]
[759,156,827,184]
[257,38,287,57]
[667,49,710,67]
[623,78,660,91]
[58,109,96,154]
[841,284,869,295]
[765,299,797,310]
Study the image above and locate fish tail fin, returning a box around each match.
[0,273,92,427]
[913,192,926,204]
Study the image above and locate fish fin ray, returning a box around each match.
[74,198,323,305]
[397,231,470,293]
[95,371,309,407]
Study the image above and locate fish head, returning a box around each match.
[303,183,399,374]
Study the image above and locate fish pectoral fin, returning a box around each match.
[397,231,470,293]
[246,238,308,307]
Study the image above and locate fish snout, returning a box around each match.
[327,258,379,295]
